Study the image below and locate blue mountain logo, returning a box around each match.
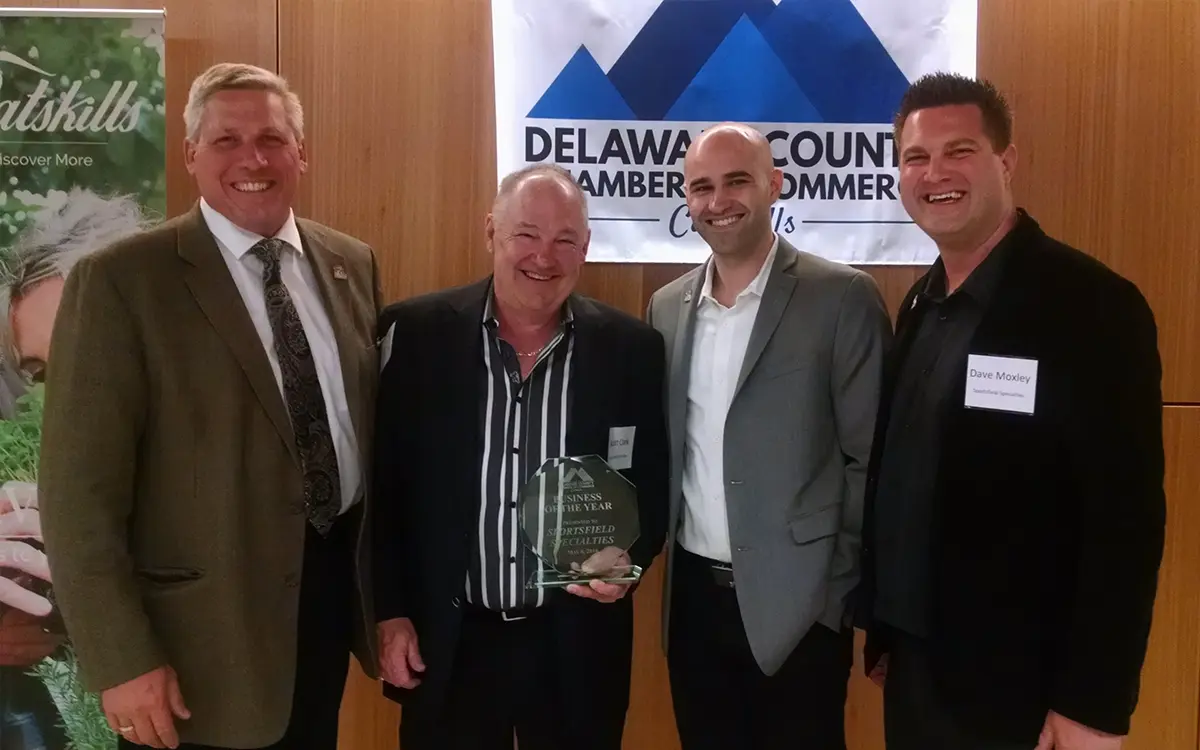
[528,0,911,124]
[529,47,635,120]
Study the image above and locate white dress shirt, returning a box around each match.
[679,235,779,562]
[199,198,362,513]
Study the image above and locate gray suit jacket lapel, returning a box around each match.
[668,267,705,462]
[734,241,800,398]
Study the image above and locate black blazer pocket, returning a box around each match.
[135,566,206,588]
[789,503,842,545]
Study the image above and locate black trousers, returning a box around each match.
[399,603,625,750]
[883,631,1036,750]
[667,545,854,750]
[119,514,354,750]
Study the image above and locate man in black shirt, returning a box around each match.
[371,164,669,750]
[860,73,1165,750]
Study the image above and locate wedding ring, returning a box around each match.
[118,726,134,733]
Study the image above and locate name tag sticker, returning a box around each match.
[964,354,1038,415]
[607,426,635,470]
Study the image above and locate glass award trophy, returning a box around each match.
[518,455,641,588]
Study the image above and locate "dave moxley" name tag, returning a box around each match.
[963,354,1038,415]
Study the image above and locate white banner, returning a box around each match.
[492,0,976,264]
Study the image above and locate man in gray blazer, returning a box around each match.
[647,123,891,750]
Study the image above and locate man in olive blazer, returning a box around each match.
[38,63,381,749]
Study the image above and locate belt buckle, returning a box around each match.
[501,610,527,622]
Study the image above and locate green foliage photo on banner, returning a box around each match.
[0,9,165,750]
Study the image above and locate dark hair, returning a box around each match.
[893,72,1013,151]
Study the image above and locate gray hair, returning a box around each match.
[0,188,150,370]
[184,62,304,141]
[494,163,589,222]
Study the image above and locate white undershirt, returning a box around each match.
[678,236,779,562]
[199,198,361,512]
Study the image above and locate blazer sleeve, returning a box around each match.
[37,254,164,692]
[825,272,892,627]
[371,306,410,622]
[627,327,670,573]
[1051,282,1166,735]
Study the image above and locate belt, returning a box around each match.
[462,601,543,623]
[675,543,736,589]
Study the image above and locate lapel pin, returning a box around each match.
[683,289,693,303]
[333,265,347,280]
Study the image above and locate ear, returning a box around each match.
[768,166,784,202]
[580,229,591,262]
[297,139,309,175]
[1000,143,1017,185]
[484,213,496,254]
[184,138,197,175]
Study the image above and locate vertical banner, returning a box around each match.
[0,9,165,749]
[492,0,976,264]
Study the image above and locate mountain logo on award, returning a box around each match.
[562,466,595,491]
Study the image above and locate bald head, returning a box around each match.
[687,123,775,176]
[493,163,588,225]
[683,122,782,260]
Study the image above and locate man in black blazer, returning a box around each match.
[371,164,669,750]
[860,73,1165,750]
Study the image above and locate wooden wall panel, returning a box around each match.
[1126,407,1200,750]
[576,265,655,321]
[4,0,278,217]
[845,630,885,749]
[977,0,1200,403]
[280,0,495,303]
[623,564,678,750]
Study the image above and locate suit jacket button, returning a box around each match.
[451,597,461,608]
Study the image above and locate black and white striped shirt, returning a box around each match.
[465,291,575,611]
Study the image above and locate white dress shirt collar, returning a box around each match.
[699,233,780,306]
[199,198,304,259]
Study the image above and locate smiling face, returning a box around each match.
[184,88,307,237]
[683,126,782,260]
[485,173,590,319]
[898,103,1016,251]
